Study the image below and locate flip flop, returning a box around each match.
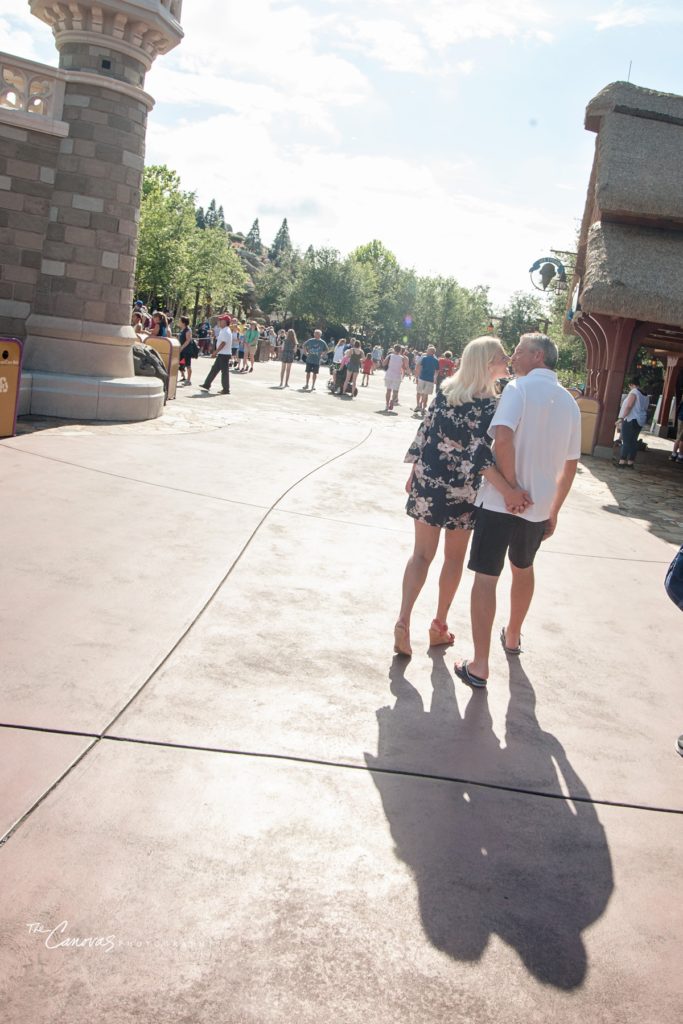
[454,661,487,689]
[500,627,523,656]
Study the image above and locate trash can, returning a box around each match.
[145,335,181,400]
[576,396,600,455]
[0,338,23,439]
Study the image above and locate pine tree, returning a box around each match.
[217,204,226,230]
[269,217,293,265]
[244,218,262,253]
[205,199,219,229]
[195,206,206,229]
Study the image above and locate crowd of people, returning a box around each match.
[130,300,681,747]
[131,301,466,408]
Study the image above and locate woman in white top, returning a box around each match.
[616,376,649,468]
[383,344,405,411]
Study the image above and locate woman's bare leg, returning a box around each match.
[435,528,471,624]
[398,520,440,627]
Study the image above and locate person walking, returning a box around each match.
[301,330,329,391]
[342,339,363,398]
[615,376,649,467]
[455,333,581,688]
[361,350,374,387]
[395,336,529,657]
[199,314,232,394]
[279,328,297,388]
[415,344,440,416]
[383,344,405,411]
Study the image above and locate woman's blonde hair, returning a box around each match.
[441,336,506,407]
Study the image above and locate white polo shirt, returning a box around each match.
[477,368,581,522]
[215,326,232,356]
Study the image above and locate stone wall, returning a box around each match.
[0,121,60,342]
[59,42,147,87]
[30,79,147,334]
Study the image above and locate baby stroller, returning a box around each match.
[328,364,358,397]
[328,363,345,394]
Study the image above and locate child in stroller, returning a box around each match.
[328,356,358,397]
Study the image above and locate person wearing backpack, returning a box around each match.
[615,376,649,468]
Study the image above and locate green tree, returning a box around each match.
[254,259,301,318]
[269,218,293,266]
[411,277,490,353]
[287,247,374,328]
[244,218,262,254]
[204,199,220,229]
[182,225,246,323]
[136,165,196,308]
[495,291,547,351]
[546,282,587,386]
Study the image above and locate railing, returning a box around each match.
[0,54,65,125]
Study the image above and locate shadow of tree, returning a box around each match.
[364,654,613,989]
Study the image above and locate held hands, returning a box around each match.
[504,487,533,515]
[542,512,557,540]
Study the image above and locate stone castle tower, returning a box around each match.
[0,0,183,420]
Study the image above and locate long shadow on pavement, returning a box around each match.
[365,654,614,989]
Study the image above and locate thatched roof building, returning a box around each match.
[582,222,683,326]
[568,82,683,454]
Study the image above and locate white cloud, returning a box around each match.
[590,3,683,30]
[417,0,553,49]
[335,18,430,73]
[146,110,572,303]
[0,12,56,64]
[2,0,591,302]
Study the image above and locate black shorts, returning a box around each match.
[305,362,320,375]
[468,508,548,577]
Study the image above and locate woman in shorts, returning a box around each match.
[343,339,363,398]
[279,329,297,388]
[393,336,529,657]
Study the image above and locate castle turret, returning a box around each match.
[0,0,182,419]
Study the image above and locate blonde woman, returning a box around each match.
[279,328,297,388]
[394,336,530,657]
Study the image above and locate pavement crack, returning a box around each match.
[0,428,373,846]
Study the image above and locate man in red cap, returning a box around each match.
[198,313,231,394]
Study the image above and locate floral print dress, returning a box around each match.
[405,390,497,530]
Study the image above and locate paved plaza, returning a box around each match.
[1,357,682,1023]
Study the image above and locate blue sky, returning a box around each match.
[3,0,683,303]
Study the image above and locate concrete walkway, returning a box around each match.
[1,358,681,1023]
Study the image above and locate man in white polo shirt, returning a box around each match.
[455,333,581,688]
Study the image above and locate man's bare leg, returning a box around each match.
[504,563,535,650]
[467,572,498,680]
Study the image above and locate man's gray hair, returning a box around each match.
[520,332,558,370]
